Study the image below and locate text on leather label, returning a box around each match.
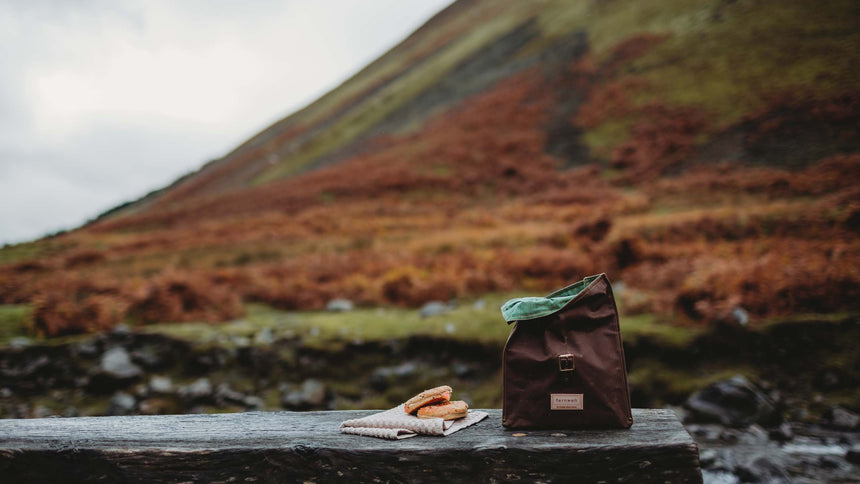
[551,394,583,410]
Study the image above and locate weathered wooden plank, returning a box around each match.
[0,408,701,483]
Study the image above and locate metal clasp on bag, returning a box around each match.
[558,353,575,372]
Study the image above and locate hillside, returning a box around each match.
[1,0,858,337]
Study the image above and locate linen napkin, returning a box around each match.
[340,404,488,440]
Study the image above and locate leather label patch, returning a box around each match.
[551,393,584,410]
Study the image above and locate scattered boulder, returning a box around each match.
[730,306,750,326]
[1,354,50,379]
[300,379,326,406]
[829,406,860,430]
[734,456,789,483]
[419,301,449,318]
[214,383,247,406]
[281,379,327,409]
[254,327,274,345]
[87,347,142,392]
[326,299,354,312]
[106,392,136,416]
[148,376,173,395]
[138,398,176,415]
[33,405,53,418]
[684,375,778,427]
[370,362,418,390]
[768,422,794,442]
[71,339,100,358]
[9,337,31,348]
[99,347,142,380]
[698,448,736,473]
[243,395,263,410]
[130,344,170,370]
[181,378,213,402]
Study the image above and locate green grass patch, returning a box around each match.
[0,241,48,266]
[620,313,702,347]
[0,305,32,344]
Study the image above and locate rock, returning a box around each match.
[181,378,213,402]
[683,375,778,427]
[106,392,136,416]
[71,339,100,358]
[419,301,449,318]
[244,395,263,410]
[730,306,750,326]
[768,422,794,442]
[1,354,49,379]
[281,386,304,409]
[254,327,274,345]
[33,405,53,418]
[846,445,860,464]
[99,347,142,380]
[740,424,768,444]
[734,455,789,483]
[230,336,251,347]
[148,376,173,395]
[0,387,12,398]
[9,337,31,348]
[472,299,487,310]
[451,362,473,377]
[130,344,169,370]
[370,362,418,390]
[326,298,354,312]
[830,406,860,430]
[685,424,723,442]
[300,379,326,406]
[138,398,176,415]
[281,379,327,409]
[698,448,736,472]
[215,383,247,406]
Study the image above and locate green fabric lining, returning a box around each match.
[500,274,601,323]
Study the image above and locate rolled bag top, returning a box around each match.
[500,274,604,324]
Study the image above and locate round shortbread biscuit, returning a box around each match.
[417,400,468,420]
[404,385,452,413]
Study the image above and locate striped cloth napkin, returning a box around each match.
[340,404,488,440]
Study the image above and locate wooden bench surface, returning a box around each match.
[0,408,702,483]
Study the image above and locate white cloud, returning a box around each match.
[0,0,453,245]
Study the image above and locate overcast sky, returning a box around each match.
[0,0,453,245]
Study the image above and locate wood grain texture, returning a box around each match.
[0,408,701,483]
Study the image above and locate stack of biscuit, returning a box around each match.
[403,385,469,420]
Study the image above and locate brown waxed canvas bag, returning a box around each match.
[501,273,633,429]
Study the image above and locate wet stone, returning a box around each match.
[419,301,449,318]
[734,455,789,483]
[830,407,860,430]
[107,392,136,416]
[768,422,794,442]
[683,375,777,427]
[326,298,354,312]
[281,379,327,409]
[148,376,173,395]
[99,347,142,380]
[181,378,213,402]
